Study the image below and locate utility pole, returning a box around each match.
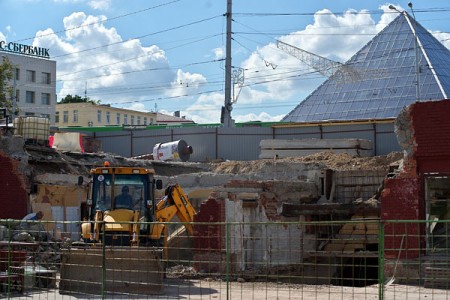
[222,0,234,127]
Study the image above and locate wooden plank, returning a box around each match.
[308,251,378,258]
[324,243,345,252]
[343,243,364,252]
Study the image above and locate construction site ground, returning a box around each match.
[8,280,450,299]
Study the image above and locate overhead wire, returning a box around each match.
[9,4,450,119]
[12,0,183,44]
[57,33,223,79]
[52,15,223,59]
[233,8,450,17]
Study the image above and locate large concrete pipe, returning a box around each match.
[152,140,193,162]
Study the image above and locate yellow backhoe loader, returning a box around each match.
[59,162,196,295]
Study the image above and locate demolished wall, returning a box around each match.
[0,136,30,219]
[382,99,450,259]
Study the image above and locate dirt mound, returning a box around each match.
[212,151,403,174]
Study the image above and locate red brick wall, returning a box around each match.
[381,178,421,258]
[0,152,28,219]
[193,197,225,251]
[381,99,450,258]
[411,100,450,161]
[192,197,226,273]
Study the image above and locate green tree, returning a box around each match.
[0,56,14,114]
[59,94,101,104]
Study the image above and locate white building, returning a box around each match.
[1,42,56,124]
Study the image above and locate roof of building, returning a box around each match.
[156,113,195,124]
[282,12,450,123]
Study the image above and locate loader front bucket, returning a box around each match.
[59,246,164,296]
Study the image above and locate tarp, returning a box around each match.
[50,132,84,153]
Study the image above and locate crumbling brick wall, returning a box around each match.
[382,99,450,259]
[192,195,226,273]
[0,152,28,219]
[192,179,316,273]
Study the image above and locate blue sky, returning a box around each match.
[1,0,449,124]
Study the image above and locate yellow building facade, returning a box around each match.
[55,103,157,127]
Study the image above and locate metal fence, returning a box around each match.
[0,219,449,299]
[67,120,399,161]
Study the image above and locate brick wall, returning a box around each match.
[192,196,225,273]
[0,152,28,219]
[381,177,421,258]
[411,100,450,161]
[381,99,450,258]
[193,196,225,251]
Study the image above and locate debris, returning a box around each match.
[167,265,198,278]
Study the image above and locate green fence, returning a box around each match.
[0,219,449,299]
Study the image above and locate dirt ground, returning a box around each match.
[211,151,404,174]
[27,144,404,177]
[14,279,450,299]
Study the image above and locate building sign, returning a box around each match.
[0,41,49,59]
[123,124,147,130]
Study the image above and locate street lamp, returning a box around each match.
[388,5,402,14]
[408,2,421,101]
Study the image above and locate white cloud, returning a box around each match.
[203,8,399,124]
[431,31,450,49]
[234,112,285,123]
[184,92,223,124]
[52,0,83,3]
[166,69,207,98]
[88,0,111,10]
[24,6,449,125]
[127,102,147,112]
[33,12,175,104]
[212,47,224,59]
[171,8,399,124]
[279,8,378,62]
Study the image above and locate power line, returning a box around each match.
[233,8,450,17]
[57,33,223,78]
[12,0,183,44]
[53,15,222,59]
[58,58,224,82]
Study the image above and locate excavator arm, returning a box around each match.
[150,183,196,239]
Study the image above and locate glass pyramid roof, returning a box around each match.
[282,12,450,123]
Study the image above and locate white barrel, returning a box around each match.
[152,140,193,162]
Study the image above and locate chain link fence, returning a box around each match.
[0,219,449,299]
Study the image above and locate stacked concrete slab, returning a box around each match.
[259,139,373,159]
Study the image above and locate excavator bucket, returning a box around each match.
[59,246,164,296]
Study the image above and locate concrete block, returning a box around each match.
[260,138,373,150]
[259,148,374,159]
[198,173,237,187]
[34,173,88,186]
[168,174,199,187]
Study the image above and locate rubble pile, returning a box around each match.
[212,151,403,174]
[166,265,198,278]
[0,221,64,271]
